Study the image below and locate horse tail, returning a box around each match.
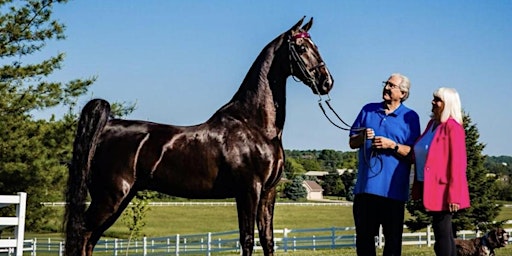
[65,99,110,256]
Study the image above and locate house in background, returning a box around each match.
[302,180,324,200]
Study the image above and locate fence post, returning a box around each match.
[114,238,118,256]
[30,238,37,256]
[331,227,336,249]
[283,228,289,252]
[427,225,432,247]
[207,232,212,256]
[175,234,179,256]
[143,236,147,256]
[0,192,27,256]
[377,225,383,249]
[33,238,37,255]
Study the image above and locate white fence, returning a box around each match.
[21,226,512,255]
[0,192,27,256]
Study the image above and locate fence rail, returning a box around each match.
[18,226,512,255]
[41,201,354,207]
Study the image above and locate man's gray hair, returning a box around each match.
[391,73,410,102]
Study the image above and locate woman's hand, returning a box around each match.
[449,203,460,213]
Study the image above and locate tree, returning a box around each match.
[284,157,306,179]
[0,0,94,231]
[297,158,323,172]
[339,151,358,170]
[283,176,307,201]
[121,191,157,252]
[321,173,344,197]
[340,170,356,198]
[406,113,502,232]
[318,149,342,172]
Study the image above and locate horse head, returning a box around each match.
[287,17,334,95]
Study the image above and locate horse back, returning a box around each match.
[91,118,284,199]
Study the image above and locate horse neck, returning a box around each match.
[218,38,289,139]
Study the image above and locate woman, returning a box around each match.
[411,87,470,256]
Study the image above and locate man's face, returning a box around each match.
[382,76,405,102]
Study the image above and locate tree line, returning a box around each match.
[1,0,511,235]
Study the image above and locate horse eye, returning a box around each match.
[296,45,307,53]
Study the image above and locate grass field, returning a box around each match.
[26,202,512,255]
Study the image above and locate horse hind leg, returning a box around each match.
[82,185,137,255]
[257,186,277,256]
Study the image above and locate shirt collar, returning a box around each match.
[378,102,403,116]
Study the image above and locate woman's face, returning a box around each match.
[432,95,444,120]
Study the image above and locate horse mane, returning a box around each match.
[210,32,289,129]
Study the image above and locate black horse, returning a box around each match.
[65,17,333,256]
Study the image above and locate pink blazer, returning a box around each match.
[411,118,470,211]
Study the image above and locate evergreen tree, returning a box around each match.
[283,176,307,201]
[406,113,502,232]
[0,0,94,231]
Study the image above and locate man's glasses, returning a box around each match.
[382,81,399,89]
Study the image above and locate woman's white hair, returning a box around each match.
[432,87,463,124]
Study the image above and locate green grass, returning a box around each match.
[29,202,512,238]
[26,202,512,255]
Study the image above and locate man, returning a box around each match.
[349,73,421,256]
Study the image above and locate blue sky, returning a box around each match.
[40,1,511,156]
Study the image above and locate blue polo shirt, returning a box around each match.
[350,102,420,201]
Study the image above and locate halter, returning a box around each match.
[288,32,379,171]
[287,32,363,133]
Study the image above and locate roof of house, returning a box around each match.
[302,180,323,192]
[305,171,329,176]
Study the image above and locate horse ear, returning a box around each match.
[291,16,306,32]
[301,17,313,32]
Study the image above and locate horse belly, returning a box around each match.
[148,165,237,199]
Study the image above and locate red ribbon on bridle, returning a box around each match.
[292,32,310,39]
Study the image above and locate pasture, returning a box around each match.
[27,202,512,255]
[100,203,512,238]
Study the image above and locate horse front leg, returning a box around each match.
[257,186,277,256]
[236,186,260,256]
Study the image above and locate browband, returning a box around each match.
[292,32,310,39]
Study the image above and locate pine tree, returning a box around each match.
[405,113,502,232]
[454,114,501,231]
[284,176,307,201]
[0,0,94,231]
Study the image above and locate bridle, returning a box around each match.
[288,32,364,133]
[288,32,380,172]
